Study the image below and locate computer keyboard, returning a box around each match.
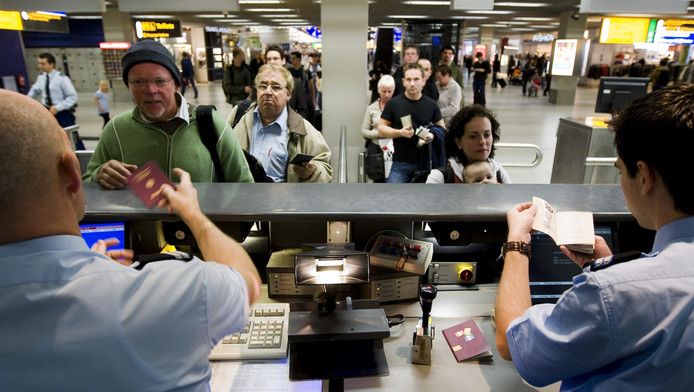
[209,302,289,360]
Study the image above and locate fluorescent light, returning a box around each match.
[271,18,305,22]
[528,25,556,29]
[239,0,283,3]
[495,2,548,7]
[513,17,553,21]
[504,21,530,25]
[688,6,694,11]
[549,22,560,26]
[403,0,450,4]
[68,15,101,19]
[196,14,229,18]
[510,28,534,31]
[263,14,299,17]
[245,8,292,12]
[388,15,428,19]
[132,15,175,19]
[467,10,514,14]
[215,19,251,23]
[451,16,488,19]
[480,24,509,27]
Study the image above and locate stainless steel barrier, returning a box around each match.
[336,126,348,183]
[495,142,543,168]
[585,157,618,184]
[357,151,366,183]
[76,150,94,176]
[63,125,81,151]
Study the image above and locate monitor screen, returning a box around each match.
[79,222,127,250]
[529,226,615,305]
[595,77,649,113]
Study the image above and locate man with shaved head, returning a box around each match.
[0,90,261,389]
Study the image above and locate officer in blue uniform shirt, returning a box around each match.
[495,83,694,391]
[0,89,262,391]
[27,52,78,128]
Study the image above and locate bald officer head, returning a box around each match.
[0,89,85,244]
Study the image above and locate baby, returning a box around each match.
[462,160,498,184]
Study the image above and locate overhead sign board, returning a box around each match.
[134,19,181,39]
[0,10,68,32]
[653,19,694,45]
[599,17,651,44]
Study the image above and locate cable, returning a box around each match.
[386,313,406,328]
[362,229,408,252]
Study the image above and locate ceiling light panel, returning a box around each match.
[403,0,451,4]
[239,0,283,3]
[513,17,553,21]
[245,8,292,12]
[467,10,514,14]
[495,2,548,7]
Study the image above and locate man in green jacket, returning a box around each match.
[232,64,332,183]
[83,40,253,187]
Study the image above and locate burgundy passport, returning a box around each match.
[442,319,493,362]
[126,161,174,208]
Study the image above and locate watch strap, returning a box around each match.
[502,241,531,257]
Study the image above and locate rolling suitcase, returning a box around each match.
[498,78,507,88]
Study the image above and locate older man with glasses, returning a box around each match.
[83,40,253,187]
[232,64,332,183]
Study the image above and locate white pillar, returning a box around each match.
[548,10,587,105]
[321,0,369,183]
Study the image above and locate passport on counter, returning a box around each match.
[126,161,174,208]
[442,319,493,362]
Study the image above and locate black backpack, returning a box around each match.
[195,105,273,183]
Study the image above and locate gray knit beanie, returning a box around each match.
[121,40,181,87]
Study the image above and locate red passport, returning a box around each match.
[442,319,493,362]
[126,161,174,208]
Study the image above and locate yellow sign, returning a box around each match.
[599,17,651,44]
[0,10,23,31]
[134,19,181,39]
[662,19,694,32]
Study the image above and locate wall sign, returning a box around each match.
[134,19,181,39]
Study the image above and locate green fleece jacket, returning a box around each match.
[232,105,333,183]
[83,104,253,183]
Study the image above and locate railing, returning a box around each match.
[494,142,542,168]
[585,157,618,184]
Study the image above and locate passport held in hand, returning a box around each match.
[126,161,174,208]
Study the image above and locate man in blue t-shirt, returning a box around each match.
[378,63,445,183]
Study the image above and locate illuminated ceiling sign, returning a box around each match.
[599,17,651,44]
[653,19,694,45]
[0,10,23,30]
[0,10,69,32]
[205,26,233,34]
[99,42,131,50]
[134,19,182,39]
[532,33,555,42]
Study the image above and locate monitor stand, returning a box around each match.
[288,304,390,391]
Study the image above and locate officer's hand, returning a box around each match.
[49,106,58,116]
[560,236,613,268]
[97,160,138,189]
[91,238,134,266]
[157,168,203,223]
[506,202,535,244]
[292,161,316,181]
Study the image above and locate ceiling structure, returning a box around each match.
[74,0,694,37]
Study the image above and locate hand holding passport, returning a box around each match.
[126,161,174,208]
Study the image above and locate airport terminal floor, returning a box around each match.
[74,78,603,184]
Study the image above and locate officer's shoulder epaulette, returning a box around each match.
[589,250,644,272]
[132,251,193,271]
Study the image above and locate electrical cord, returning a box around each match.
[362,229,408,252]
[386,313,406,328]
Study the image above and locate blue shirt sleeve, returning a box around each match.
[506,273,619,387]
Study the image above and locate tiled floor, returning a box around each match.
[72,78,605,184]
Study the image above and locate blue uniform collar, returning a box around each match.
[652,216,694,253]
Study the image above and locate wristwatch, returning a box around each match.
[502,241,531,258]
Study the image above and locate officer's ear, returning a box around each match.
[636,160,656,195]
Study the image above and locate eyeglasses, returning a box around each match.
[256,82,286,93]
[128,78,172,88]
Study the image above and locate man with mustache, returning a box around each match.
[83,40,253,187]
